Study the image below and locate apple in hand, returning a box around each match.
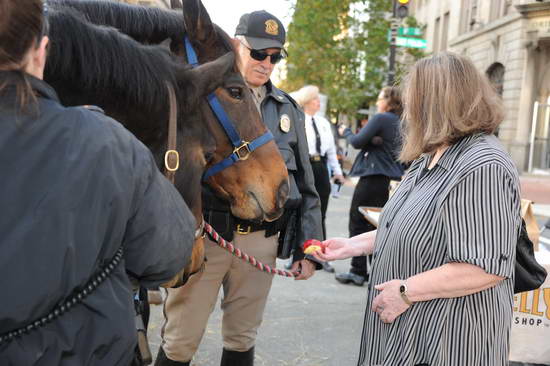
[302,239,326,254]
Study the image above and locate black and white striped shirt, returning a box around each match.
[358,134,521,366]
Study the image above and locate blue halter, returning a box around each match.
[184,37,274,181]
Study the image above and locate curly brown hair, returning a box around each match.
[380,86,403,116]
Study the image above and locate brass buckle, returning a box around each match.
[233,142,251,161]
[164,150,180,172]
[236,224,252,235]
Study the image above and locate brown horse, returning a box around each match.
[46,0,289,281]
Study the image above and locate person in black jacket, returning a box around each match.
[0,1,196,364]
[335,86,405,286]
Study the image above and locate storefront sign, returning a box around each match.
[529,17,550,38]
[510,254,550,364]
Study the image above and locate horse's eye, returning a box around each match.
[228,87,242,100]
[204,151,214,163]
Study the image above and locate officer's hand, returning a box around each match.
[291,259,315,280]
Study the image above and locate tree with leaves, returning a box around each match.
[282,0,392,119]
[283,0,426,120]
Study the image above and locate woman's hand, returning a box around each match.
[371,280,410,324]
[311,237,357,261]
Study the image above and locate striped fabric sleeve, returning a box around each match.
[441,163,520,278]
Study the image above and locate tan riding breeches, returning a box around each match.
[161,230,278,362]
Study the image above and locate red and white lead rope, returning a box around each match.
[204,222,298,278]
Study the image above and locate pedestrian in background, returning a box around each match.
[0,0,196,364]
[314,52,521,366]
[293,85,345,272]
[155,11,323,366]
[335,86,405,286]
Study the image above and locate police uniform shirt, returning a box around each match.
[250,85,267,114]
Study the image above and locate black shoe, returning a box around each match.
[322,261,335,273]
[154,347,190,366]
[335,272,365,286]
[220,347,254,366]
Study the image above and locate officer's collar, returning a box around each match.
[264,80,289,104]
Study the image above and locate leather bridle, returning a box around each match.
[183,36,275,181]
[163,38,275,238]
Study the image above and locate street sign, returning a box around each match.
[398,27,422,36]
[395,36,427,49]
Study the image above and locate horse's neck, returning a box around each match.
[51,80,165,143]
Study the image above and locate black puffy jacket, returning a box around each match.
[0,72,195,366]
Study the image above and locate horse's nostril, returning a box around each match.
[277,179,289,209]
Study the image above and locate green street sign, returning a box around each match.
[398,27,422,36]
[395,36,427,49]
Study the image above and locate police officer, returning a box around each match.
[155,10,323,366]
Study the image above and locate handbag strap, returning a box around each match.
[0,247,124,345]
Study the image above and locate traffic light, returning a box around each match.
[395,0,410,18]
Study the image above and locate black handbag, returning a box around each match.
[514,218,548,294]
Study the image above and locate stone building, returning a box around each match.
[410,0,550,173]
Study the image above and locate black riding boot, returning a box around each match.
[220,347,254,366]
[153,347,190,366]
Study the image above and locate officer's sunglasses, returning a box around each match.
[241,42,286,65]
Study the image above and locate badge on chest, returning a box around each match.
[280,114,291,133]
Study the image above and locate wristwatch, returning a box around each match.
[399,281,413,306]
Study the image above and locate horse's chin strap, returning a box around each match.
[164,83,179,184]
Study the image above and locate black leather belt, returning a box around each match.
[233,218,269,235]
[310,155,326,163]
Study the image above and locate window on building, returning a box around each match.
[434,17,441,53]
[487,63,505,137]
[461,0,478,33]
[490,0,511,21]
[441,12,450,51]
[487,63,505,97]
[503,0,512,16]
[490,0,502,21]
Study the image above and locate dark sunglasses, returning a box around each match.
[241,43,286,65]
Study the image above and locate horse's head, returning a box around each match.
[172,0,289,223]
[44,0,289,285]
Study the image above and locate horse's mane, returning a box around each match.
[50,0,235,53]
[45,6,187,110]
[50,0,185,44]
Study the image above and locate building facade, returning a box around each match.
[410,0,550,173]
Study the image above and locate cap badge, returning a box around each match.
[265,19,279,36]
[280,114,291,133]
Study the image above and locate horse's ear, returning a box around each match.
[182,52,235,96]
[183,0,214,43]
